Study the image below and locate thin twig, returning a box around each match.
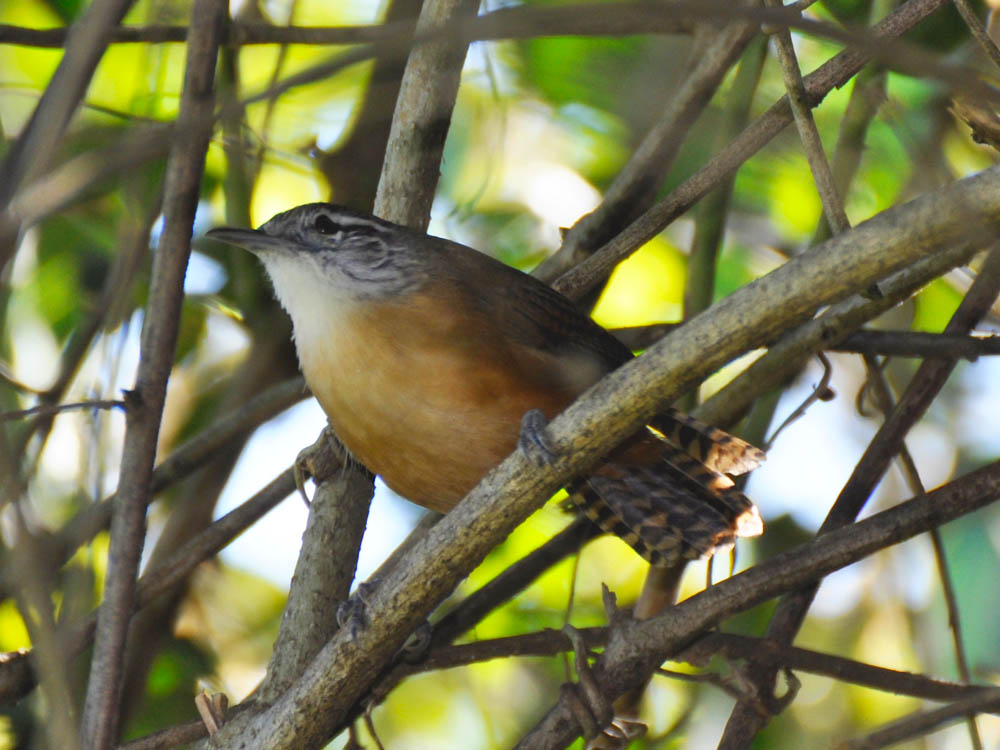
[841,689,1000,750]
[384,628,997,704]
[362,703,387,750]
[0,399,124,422]
[863,356,982,749]
[718,246,1000,748]
[552,0,953,301]
[765,0,850,235]
[79,3,225,746]
[515,460,1000,748]
[682,633,996,702]
[833,330,1000,358]
[0,468,297,705]
[613,327,1000,360]
[373,0,480,228]
[763,351,833,450]
[0,361,46,394]
[813,60,888,247]
[655,667,751,702]
[952,0,1000,70]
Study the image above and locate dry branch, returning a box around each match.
[79,3,225,746]
[517,461,1000,748]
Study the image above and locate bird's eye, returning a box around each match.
[314,214,339,235]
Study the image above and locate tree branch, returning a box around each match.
[551,0,951,301]
[0,468,297,705]
[373,0,481,228]
[79,3,225,745]
[833,331,1000,359]
[842,689,1000,750]
[533,15,758,281]
[254,436,374,703]
[719,245,1000,746]
[516,460,1000,748]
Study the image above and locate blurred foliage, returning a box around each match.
[1,0,1000,748]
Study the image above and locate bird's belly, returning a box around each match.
[297,314,566,512]
[336,397,521,512]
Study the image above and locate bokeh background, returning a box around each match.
[1,0,1000,747]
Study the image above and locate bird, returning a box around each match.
[207,202,763,570]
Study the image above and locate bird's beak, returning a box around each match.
[205,227,290,256]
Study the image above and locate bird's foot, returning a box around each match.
[294,426,344,506]
[518,408,558,465]
[336,579,379,639]
[398,620,433,662]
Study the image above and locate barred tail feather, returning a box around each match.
[566,480,678,567]
[650,407,765,476]
[659,446,763,538]
[565,444,763,567]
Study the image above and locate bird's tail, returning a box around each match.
[566,420,764,567]
[650,407,765,476]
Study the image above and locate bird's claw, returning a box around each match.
[518,408,558,465]
[399,620,433,662]
[293,455,313,506]
[294,427,350,506]
[337,579,379,639]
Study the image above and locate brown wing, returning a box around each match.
[441,242,766,474]
[568,439,763,567]
[425,234,765,563]
[432,236,633,374]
